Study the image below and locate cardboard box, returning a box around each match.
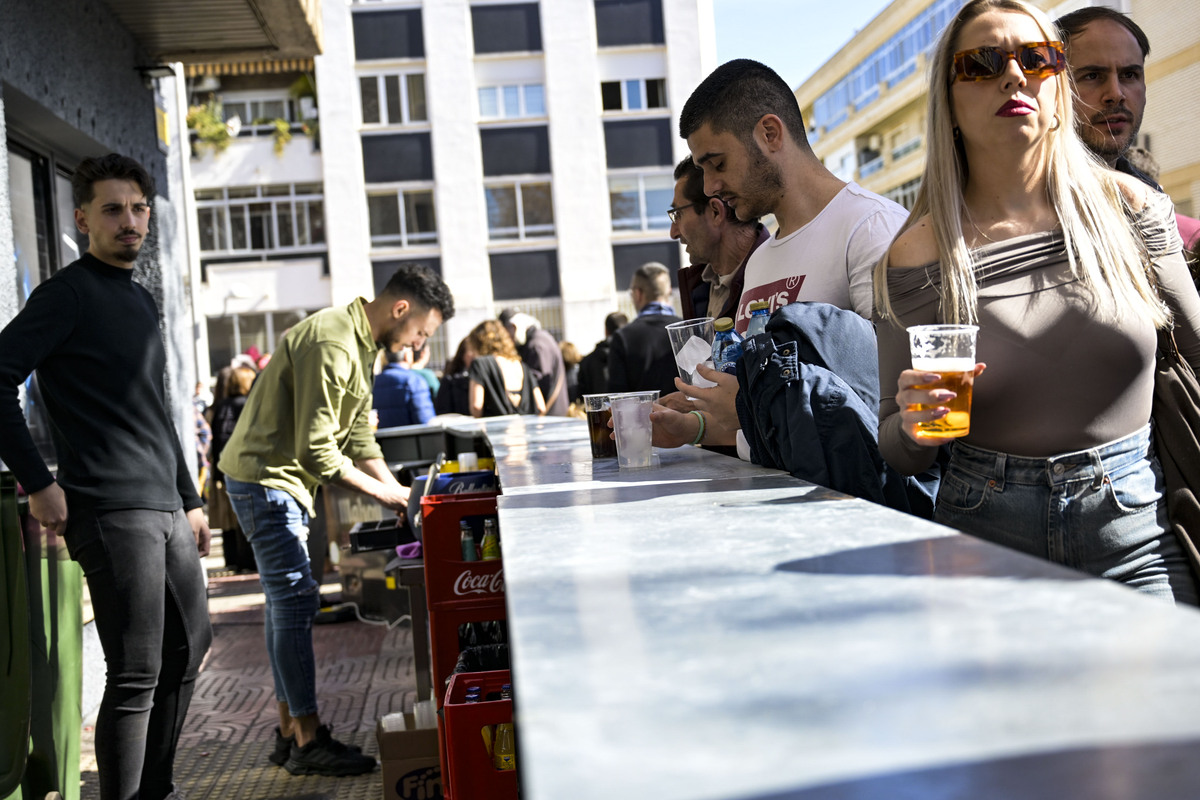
[377,712,443,800]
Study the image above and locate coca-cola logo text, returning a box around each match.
[453,569,505,596]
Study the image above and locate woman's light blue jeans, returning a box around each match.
[934,424,1197,605]
[224,477,321,716]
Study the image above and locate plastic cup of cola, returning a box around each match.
[582,394,618,459]
[906,324,979,439]
[665,318,718,388]
[609,390,659,469]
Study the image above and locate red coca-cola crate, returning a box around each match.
[442,670,518,800]
[420,491,503,611]
[419,491,507,703]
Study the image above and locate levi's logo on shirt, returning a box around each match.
[736,275,806,330]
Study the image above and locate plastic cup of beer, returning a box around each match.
[665,318,717,387]
[582,394,617,459]
[907,324,978,439]
[609,390,659,469]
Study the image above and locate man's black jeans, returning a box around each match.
[64,507,212,800]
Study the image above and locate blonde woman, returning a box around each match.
[467,319,546,417]
[874,0,1200,602]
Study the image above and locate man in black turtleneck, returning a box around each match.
[0,154,212,800]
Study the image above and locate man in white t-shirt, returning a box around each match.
[654,58,908,451]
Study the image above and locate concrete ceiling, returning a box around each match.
[103,0,322,64]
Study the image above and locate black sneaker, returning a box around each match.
[271,725,362,766]
[283,725,376,777]
[269,727,294,766]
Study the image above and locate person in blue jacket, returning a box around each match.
[373,347,435,427]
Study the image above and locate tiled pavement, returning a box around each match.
[81,559,420,800]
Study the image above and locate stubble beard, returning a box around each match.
[1081,110,1141,165]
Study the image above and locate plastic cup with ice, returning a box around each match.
[609,390,659,469]
[666,318,717,388]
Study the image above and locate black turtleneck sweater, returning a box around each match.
[0,253,201,512]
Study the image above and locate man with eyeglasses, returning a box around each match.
[670,156,770,322]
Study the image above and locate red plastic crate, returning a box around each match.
[442,670,518,800]
[420,491,508,705]
[420,492,506,608]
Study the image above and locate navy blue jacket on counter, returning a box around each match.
[734,302,935,517]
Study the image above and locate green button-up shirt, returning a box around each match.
[219,298,384,515]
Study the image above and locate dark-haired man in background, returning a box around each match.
[1055,7,1153,183]
[578,311,627,398]
[220,264,454,777]
[0,153,212,800]
[1056,7,1200,259]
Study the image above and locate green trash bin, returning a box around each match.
[0,472,83,800]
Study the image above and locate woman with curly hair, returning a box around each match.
[874,0,1200,603]
[467,319,546,417]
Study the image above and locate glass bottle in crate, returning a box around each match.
[460,520,478,561]
[711,317,744,375]
[493,684,516,771]
[746,301,770,338]
[481,517,501,560]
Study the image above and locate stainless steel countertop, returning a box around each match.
[462,416,1200,799]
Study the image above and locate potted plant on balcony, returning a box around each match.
[186,97,231,157]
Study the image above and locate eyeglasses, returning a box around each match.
[667,203,700,224]
[952,41,1066,83]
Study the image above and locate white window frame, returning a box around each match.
[601,77,666,112]
[477,82,546,121]
[366,183,439,248]
[194,184,326,255]
[483,177,555,242]
[358,70,429,128]
[607,169,673,233]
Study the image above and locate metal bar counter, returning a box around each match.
[459,416,1200,799]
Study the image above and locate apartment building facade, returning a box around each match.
[794,0,1200,219]
[188,0,716,378]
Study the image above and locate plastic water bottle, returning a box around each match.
[746,301,770,338]
[711,317,744,375]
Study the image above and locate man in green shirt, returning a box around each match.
[220,264,454,776]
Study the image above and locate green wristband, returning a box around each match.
[689,410,706,446]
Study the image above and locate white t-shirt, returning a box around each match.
[732,182,909,333]
[731,182,908,459]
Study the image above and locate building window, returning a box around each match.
[221,95,302,129]
[360,73,428,126]
[362,133,435,183]
[608,172,672,232]
[489,250,561,301]
[480,126,551,177]
[353,8,425,60]
[811,0,966,134]
[603,118,673,169]
[484,180,555,241]
[195,184,326,255]
[471,3,542,55]
[367,188,438,247]
[600,79,666,112]
[478,84,545,120]
[595,0,664,47]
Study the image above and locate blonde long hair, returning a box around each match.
[874,0,1167,328]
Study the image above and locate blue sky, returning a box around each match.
[713,0,896,89]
